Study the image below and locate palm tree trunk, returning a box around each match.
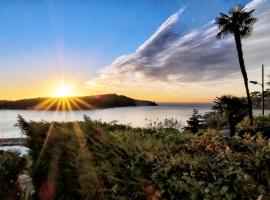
[234,31,253,125]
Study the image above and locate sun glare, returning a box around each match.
[54,85,73,98]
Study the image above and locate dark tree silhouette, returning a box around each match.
[213,95,248,136]
[250,91,262,108]
[216,5,257,125]
[185,109,203,134]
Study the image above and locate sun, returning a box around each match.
[54,85,74,98]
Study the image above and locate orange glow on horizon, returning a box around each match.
[0,71,242,103]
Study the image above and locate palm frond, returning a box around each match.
[229,4,245,15]
[216,4,257,39]
[240,26,253,38]
[244,17,257,25]
[216,28,231,39]
[219,12,230,19]
[247,9,255,15]
[216,16,230,26]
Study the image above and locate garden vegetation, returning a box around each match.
[8,115,270,200]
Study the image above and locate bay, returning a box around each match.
[0,104,267,138]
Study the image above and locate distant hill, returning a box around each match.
[0,94,157,110]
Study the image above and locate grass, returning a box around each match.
[4,115,270,199]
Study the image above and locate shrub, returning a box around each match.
[204,95,248,136]
[236,115,270,138]
[0,151,26,200]
[17,116,270,199]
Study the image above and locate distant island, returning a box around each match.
[0,94,157,110]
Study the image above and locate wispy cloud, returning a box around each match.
[86,0,270,99]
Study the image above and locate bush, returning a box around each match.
[204,95,248,136]
[0,151,26,200]
[237,115,270,138]
[17,116,270,199]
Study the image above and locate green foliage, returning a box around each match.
[146,117,182,130]
[185,109,203,133]
[205,95,248,136]
[0,151,26,200]
[237,115,270,138]
[17,117,270,199]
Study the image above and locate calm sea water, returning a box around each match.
[0,104,267,138]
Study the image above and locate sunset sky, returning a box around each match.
[0,0,269,102]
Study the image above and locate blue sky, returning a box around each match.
[1,0,270,102]
[0,0,249,66]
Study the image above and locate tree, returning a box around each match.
[185,109,203,134]
[250,91,261,108]
[213,95,248,136]
[216,4,257,125]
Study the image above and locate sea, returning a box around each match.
[0,103,267,138]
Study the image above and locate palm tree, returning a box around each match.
[216,5,257,125]
[213,95,248,136]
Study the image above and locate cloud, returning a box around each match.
[86,0,270,96]
[246,0,266,9]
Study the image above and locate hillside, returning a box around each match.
[0,94,157,110]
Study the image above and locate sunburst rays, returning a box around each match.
[35,95,97,164]
[33,94,106,199]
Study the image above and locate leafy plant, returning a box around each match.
[0,151,26,200]
[205,95,248,136]
[237,115,270,138]
[16,117,270,199]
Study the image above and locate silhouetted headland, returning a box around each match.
[0,94,157,110]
